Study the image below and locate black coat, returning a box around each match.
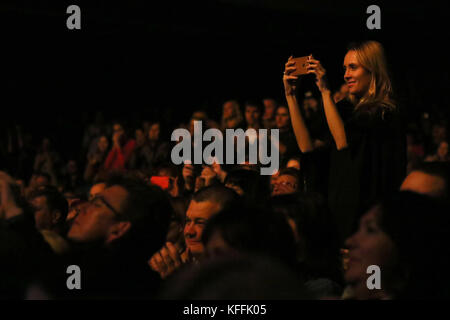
[327,100,406,242]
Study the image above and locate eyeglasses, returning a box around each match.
[89,195,124,218]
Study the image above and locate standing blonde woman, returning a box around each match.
[283,41,406,242]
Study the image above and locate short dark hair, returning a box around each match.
[202,203,298,268]
[105,174,173,259]
[192,184,239,212]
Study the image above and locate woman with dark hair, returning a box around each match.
[343,191,450,299]
[271,192,343,298]
[283,41,406,242]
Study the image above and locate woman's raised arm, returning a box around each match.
[283,57,314,153]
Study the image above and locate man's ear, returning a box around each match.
[106,221,132,244]
[52,210,61,224]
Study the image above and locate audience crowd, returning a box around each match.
[1,84,449,299]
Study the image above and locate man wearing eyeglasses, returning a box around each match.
[64,174,172,298]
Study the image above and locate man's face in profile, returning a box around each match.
[68,185,130,244]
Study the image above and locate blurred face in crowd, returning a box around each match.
[344,206,397,292]
[135,128,146,146]
[263,99,277,120]
[400,171,446,198]
[303,97,319,112]
[97,136,109,153]
[437,141,449,159]
[271,174,298,196]
[67,160,78,175]
[245,105,261,128]
[42,138,51,152]
[148,123,161,141]
[32,196,59,231]
[343,50,372,98]
[275,106,290,130]
[184,200,221,258]
[89,182,107,201]
[432,125,447,145]
[223,101,236,119]
[35,175,50,189]
[68,185,131,245]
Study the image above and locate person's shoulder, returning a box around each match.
[354,101,399,126]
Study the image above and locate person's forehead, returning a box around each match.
[187,200,221,220]
[343,50,358,65]
[278,174,297,182]
[277,108,289,115]
[101,185,129,211]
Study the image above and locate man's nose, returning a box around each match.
[184,223,196,237]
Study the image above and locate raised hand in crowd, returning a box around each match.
[149,241,189,279]
[0,171,23,220]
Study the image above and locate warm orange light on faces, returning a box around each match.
[343,51,372,98]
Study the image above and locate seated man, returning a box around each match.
[30,186,69,235]
[64,174,172,298]
[149,185,239,279]
[29,186,70,254]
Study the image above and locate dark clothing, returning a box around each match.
[278,128,301,166]
[129,141,170,174]
[0,214,55,298]
[59,241,162,299]
[328,100,406,242]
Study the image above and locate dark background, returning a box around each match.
[0,0,448,154]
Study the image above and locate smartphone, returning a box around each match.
[150,176,171,190]
[291,56,310,76]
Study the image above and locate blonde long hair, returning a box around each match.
[347,41,396,110]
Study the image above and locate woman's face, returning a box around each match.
[148,123,161,141]
[344,206,396,285]
[98,136,109,152]
[223,102,235,119]
[343,51,372,98]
